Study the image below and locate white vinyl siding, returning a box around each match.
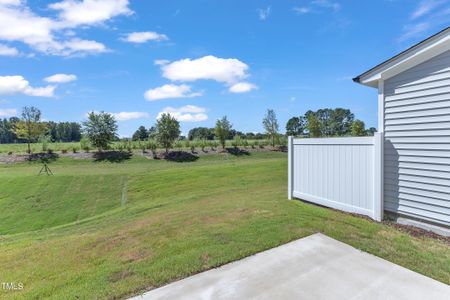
[384,49,450,226]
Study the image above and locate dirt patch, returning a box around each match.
[109,270,135,283]
[200,252,210,267]
[0,154,29,164]
[120,248,151,263]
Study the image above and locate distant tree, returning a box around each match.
[0,117,20,143]
[215,116,232,150]
[286,116,305,136]
[351,120,366,136]
[188,127,214,140]
[14,106,47,154]
[156,113,180,154]
[82,111,118,152]
[147,126,157,139]
[244,132,256,139]
[307,114,321,138]
[132,126,149,141]
[262,109,279,147]
[330,108,354,136]
[365,127,377,136]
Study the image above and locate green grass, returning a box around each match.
[0,152,448,299]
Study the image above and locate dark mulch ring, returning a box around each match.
[161,151,199,162]
[225,147,250,156]
[93,151,132,163]
[26,153,60,162]
[383,221,450,244]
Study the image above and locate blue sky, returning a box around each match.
[0,0,449,137]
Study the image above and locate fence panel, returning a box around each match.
[288,134,383,221]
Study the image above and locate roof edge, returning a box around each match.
[353,26,450,87]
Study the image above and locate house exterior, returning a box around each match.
[353,27,450,228]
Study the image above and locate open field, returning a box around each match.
[0,152,449,299]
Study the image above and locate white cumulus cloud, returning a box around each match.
[113,111,149,121]
[158,55,258,93]
[161,55,250,84]
[0,75,55,97]
[157,105,208,122]
[49,0,133,27]
[0,108,16,117]
[144,84,202,101]
[123,31,168,43]
[229,82,258,93]
[0,0,130,56]
[0,44,19,56]
[44,73,77,83]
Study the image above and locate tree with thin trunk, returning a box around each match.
[214,116,232,150]
[262,109,279,147]
[14,106,47,154]
[82,111,118,152]
[156,113,180,154]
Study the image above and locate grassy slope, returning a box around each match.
[0,152,448,299]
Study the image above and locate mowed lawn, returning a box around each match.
[0,152,448,299]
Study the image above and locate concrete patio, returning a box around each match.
[130,233,449,300]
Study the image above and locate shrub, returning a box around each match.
[80,137,90,152]
[184,140,191,150]
[212,140,219,151]
[47,148,54,154]
[199,139,208,152]
[61,149,68,154]
[140,142,146,154]
[8,151,13,155]
[242,139,249,148]
[175,141,183,151]
[147,140,158,158]
[72,147,79,153]
[232,136,242,149]
[40,136,51,152]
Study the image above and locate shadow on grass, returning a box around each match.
[27,153,59,163]
[93,151,132,163]
[163,151,199,162]
[225,147,250,156]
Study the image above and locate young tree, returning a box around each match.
[214,116,232,150]
[285,116,305,136]
[82,111,118,152]
[14,106,47,154]
[262,109,279,147]
[156,113,180,154]
[132,126,149,141]
[351,119,366,136]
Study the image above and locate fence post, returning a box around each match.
[288,136,293,200]
[373,132,384,221]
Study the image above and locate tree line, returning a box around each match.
[0,116,81,144]
[3,106,376,154]
[286,108,376,138]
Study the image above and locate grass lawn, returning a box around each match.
[0,152,448,299]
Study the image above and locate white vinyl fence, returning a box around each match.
[288,133,383,221]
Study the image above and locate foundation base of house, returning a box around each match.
[385,212,450,237]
